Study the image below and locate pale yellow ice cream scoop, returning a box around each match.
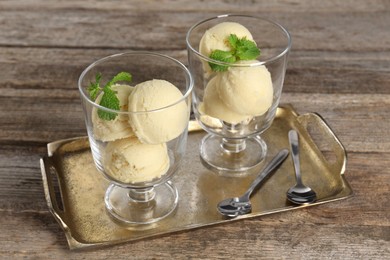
[104,137,169,184]
[200,76,252,124]
[199,22,254,76]
[92,84,135,142]
[217,61,273,116]
[199,22,254,58]
[128,79,188,144]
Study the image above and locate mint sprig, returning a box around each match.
[88,73,102,100]
[209,50,236,72]
[87,72,132,120]
[208,34,261,72]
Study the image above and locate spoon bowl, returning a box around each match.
[287,186,317,204]
[217,197,252,217]
[217,149,289,217]
[286,130,317,205]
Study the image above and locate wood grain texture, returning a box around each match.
[0,0,389,258]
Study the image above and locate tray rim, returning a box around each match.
[40,106,353,250]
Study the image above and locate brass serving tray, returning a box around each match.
[40,106,352,250]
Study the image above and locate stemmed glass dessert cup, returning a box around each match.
[78,52,193,225]
[186,14,291,175]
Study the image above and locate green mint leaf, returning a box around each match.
[90,72,133,120]
[107,72,132,88]
[87,73,102,100]
[228,34,239,50]
[209,50,236,72]
[97,87,120,120]
[235,37,260,60]
[208,34,260,71]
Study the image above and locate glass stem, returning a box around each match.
[128,187,156,203]
[221,121,246,153]
[221,138,246,153]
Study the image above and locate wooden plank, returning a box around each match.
[0,4,389,52]
[285,51,390,94]
[2,0,389,13]
[0,48,388,96]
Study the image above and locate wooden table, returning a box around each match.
[1,0,389,258]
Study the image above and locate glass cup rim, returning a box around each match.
[185,13,292,66]
[78,51,194,115]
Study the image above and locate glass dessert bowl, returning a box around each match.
[186,14,291,175]
[78,52,193,225]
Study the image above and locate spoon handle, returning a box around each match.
[289,130,303,186]
[243,149,289,199]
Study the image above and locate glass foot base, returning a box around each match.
[105,181,178,225]
[200,134,267,176]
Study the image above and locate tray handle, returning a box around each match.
[40,157,67,220]
[41,157,86,250]
[297,113,347,175]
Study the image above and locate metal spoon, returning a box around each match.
[217,149,289,217]
[286,130,317,204]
